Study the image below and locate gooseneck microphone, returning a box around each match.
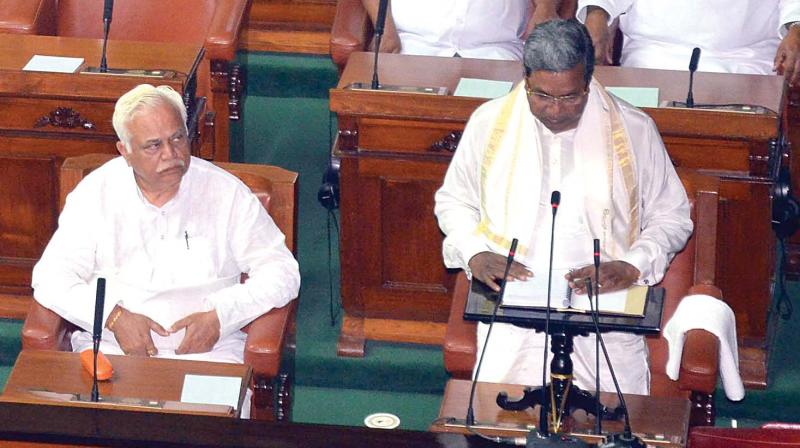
[370,0,389,89]
[593,239,602,436]
[99,0,114,73]
[466,238,519,428]
[538,190,561,437]
[685,47,701,108]
[584,241,644,448]
[91,277,107,402]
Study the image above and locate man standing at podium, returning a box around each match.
[31,84,300,364]
[434,20,692,393]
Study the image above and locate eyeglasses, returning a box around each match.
[525,82,588,105]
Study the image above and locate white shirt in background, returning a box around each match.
[577,0,800,74]
[391,0,530,60]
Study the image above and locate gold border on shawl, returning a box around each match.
[476,84,530,256]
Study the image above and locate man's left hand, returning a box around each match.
[565,261,640,295]
[170,310,221,355]
[775,25,800,87]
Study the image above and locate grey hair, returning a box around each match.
[523,19,595,85]
[112,84,188,153]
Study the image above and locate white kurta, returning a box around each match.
[391,0,530,61]
[434,84,692,394]
[577,0,800,74]
[32,157,300,364]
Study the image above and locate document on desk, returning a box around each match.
[454,78,513,99]
[605,86,660,108]
[500,268,649,316]
[23,55,84,73]
[181,374,242,410]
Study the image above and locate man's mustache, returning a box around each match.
[156,158,186,173]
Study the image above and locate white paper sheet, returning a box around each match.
[181,374,242,410]
[23,55,84,73]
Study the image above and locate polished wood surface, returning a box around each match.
[243,0,337,54]
[0,401,508,448]
[0,34,203,314]
[2,350,250,417]
[432,379,690,447]
[330,51,780,388]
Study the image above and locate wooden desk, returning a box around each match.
[432,379,690,448]
[1,350,251,418]
[330,52,781,388]
[0,34,209,317]
[0,401,506,448]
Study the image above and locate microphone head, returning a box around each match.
[550,191,561,207]
[689,47,701,72]
[92,278,107,341]
[593,239,601,267]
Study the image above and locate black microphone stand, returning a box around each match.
[370,0,389,89]
[99,16,111,73]
[91,278,107,402]
[583,239,644,448]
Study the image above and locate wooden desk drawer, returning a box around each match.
[358,118,463,154]
[663,136,756,173]
[0,97,114,136]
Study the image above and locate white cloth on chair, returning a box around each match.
[663,293,744,400]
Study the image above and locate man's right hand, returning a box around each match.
[105,305,170,357]
[468,251,533,292]
[584,6,613,65]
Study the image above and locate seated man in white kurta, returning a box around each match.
[359,0,535,60]
[434,20,692,394]
[577,0,800,85]
[31,84,300,364]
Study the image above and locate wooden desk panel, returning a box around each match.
[0,34,204,309]
[2,350,250,417]
[331,52,782,388]
[432,379,690,448]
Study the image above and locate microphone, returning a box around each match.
[539,190,561,436]
[99,0,114,73]
[582,255,644,447]
[466,238,519,428]
[91,278,106,402]
[371,0,390,89]
[685,47,701,108]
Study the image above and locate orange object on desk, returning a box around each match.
[80,349,113,381]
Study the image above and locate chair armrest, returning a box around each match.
[21,301,71,351]
[0,0,55,34]
[205,0,251,61]
[330,0,371,73]
[762,422,800,431]
[443,272,477,379]
[677,284,724,394]
[243,301,295,378]
[690,425,800,447]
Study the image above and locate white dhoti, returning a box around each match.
[475,322,650,395]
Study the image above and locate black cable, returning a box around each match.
[327,209,341,326]
[775,237,794,320]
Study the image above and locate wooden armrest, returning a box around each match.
[243,301,295,378]
[205,0,251,61]
[690,425,800,447]
[677,283,723,394]
[21,301,71,351]
[443,272,477,379]
[330,0,371,73]
[678,329,719,394]
[0,0,55,34]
